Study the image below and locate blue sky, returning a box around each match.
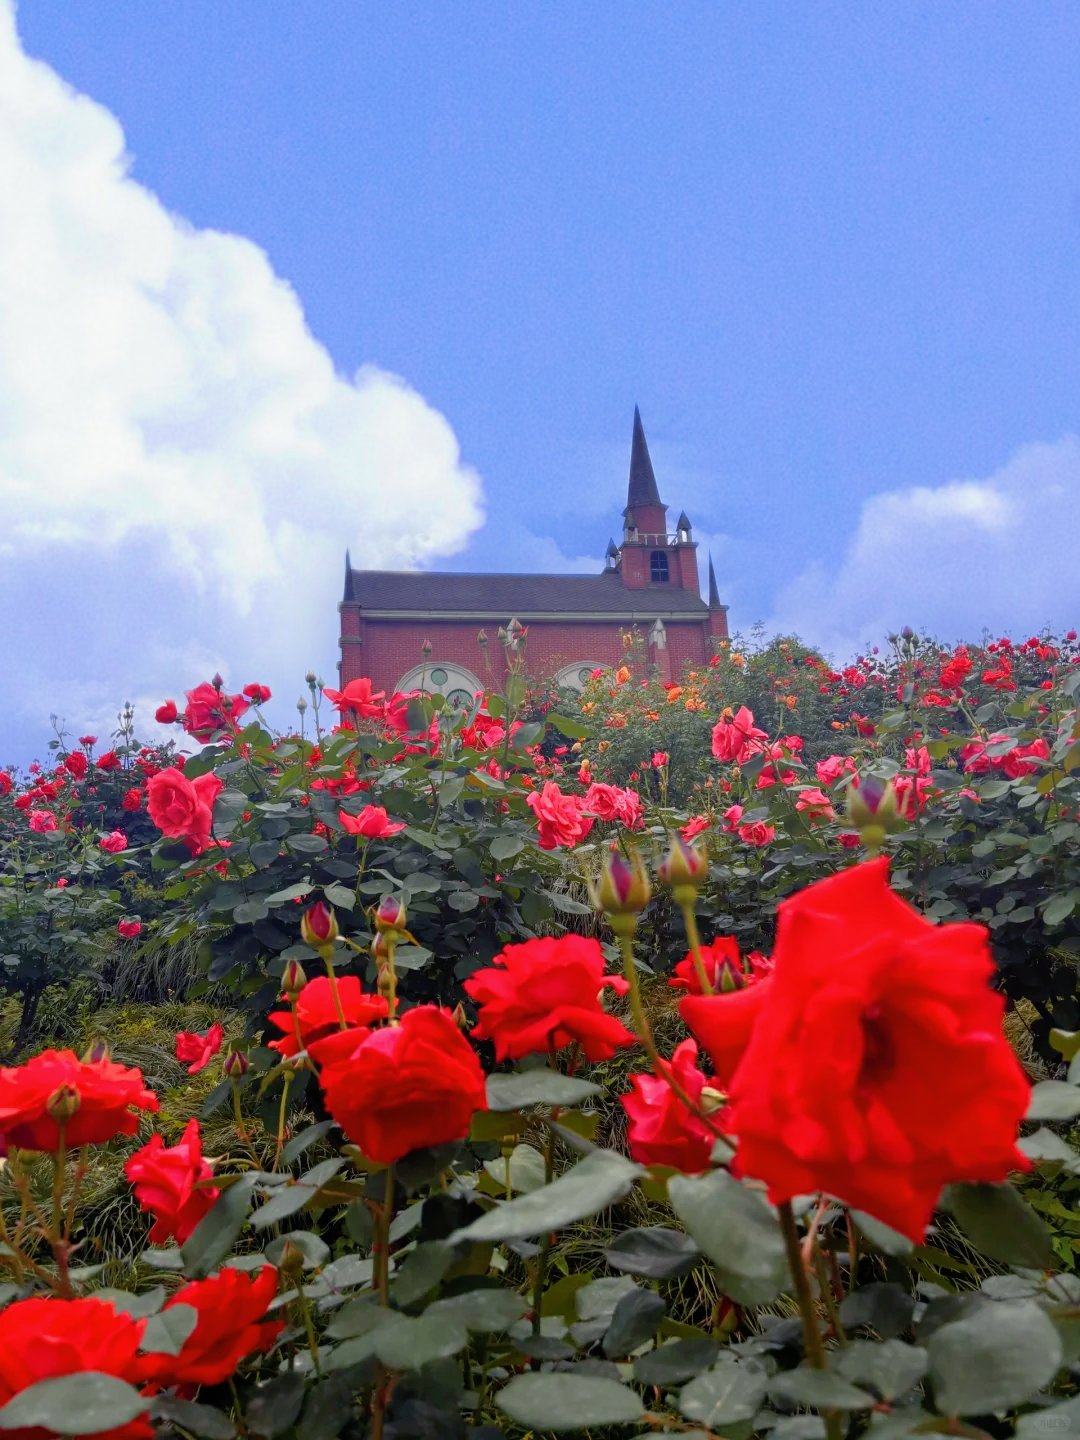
[3,2,1080,761]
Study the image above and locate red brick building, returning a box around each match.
[338,409,729,702]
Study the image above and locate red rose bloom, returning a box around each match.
[124,1117,219,1244]
[117,919,142,938]
[28,810,57,833]
[669,937,772,995]
[680,983,773,1087]
[96,751,120,772]
[122,787,143,811]
[315,1005,486,1164]
[622,1039,716,1173]
[147,768,221,855]
[323,677,386,717]
[266,976,388,1058]
[464,935,635,1062]
[0,1050,158,1151]
[0,772,12,797]
[100,829,128,853]
[0,1297,150,1440]
[62,752,88,780]
[526,781,594,850]
[243,683,272,703]
[338,804,407,838]
[724,859,1032,1241]
[737,820,776,847]
[174,1023,224,1075]
[139,1267,282,1388]
[155,700,178,724]
[181,681,250,742]
[710,706,768,764]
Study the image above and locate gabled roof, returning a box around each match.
[626,406,662,513]
[343,567,709,618]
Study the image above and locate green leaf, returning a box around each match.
[603,1288,667,1358]
[944,1182,1056,1269]
[496,1373,645,1431]
[141,1303,198,1357]
[322,883,356,911]
[546,712,590,739]
[1043,892,1076,927]
[449,1151,644,1243]
[447,890,479,912]
[668,1170,789,1306]
[769,1368,876,1411]
[265,1230,330,1270]
[1019,1127,1080,1173]
[0,1374,147,1435]
[489,835,524,861]
[373,1312,469,1370]
[427,1287,529,1332]
[140,1247,184,1271]
[486,1070,601,1110]
[837,1282,914,1340]
[233,900,269,925]
[483,1143,548,1194]
[390,1241,458,1307]
[835,1339,928,1401]
[251,1159,346,1230]
[927,1299,1063,1415]
[151,1398,236,1440]
[298,1376,355,1440]
[679,1357,769,1428]
[265,882,313,904]
[851,1209,915,1256]
[605,1226,701,1280]
[95,1287,165,1319]
[181,1175,257,1278]
[281,1120,336,1165]
[1026,1079,1080,1122]
[633,1337,720,1386]
[245,1374,306,1438]
[288,833,328,855]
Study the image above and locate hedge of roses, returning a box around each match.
[2,634,1080,1435]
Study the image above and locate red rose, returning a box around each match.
[124,1117,219,1244]
[464,935,635,1062]
[323,677,386,717]
[62,752,88,780]
[338,804,407,838]
[0,1297,150,1440]
[139,1267,282,1387]
[155,700,178,724]
[147,768,221,855]
[315,1006,486,1164]
[97,750,120,771]
[622,1039,716,1173]
[100,829,128,853]
[737,820,776,847]
[710,706,768,764]
[266,976,387,1059]
[117,919,142,938]
[724,859,1032,1241]
[680,983,772,1086]
[681,814,710,841]
[526,781,594,850]
[175,1023,224,1075]
[668,937,772,996]
[0,772,12,797]
[243,683,272,703]
[28,809,57,832]
[182,682,250,742]
[0,1049,158,1151]
[122,787,143,811]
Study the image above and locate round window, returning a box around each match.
[446,689,471,709]
[578,667,594,686]
[429,666,448,685]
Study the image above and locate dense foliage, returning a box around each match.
[1,630,1080,1439]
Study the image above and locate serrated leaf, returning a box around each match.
[427,1287,529,1332]
[483,1143,548,1194]
[851,1209,915,1256]
[1026,1079,1080,1122]
[603,1288,666,1358]
[679,1358,769,1428]
[390,1240,457,1307]
[151,1398,236,1440]
[245,1373,305,1438]
[0,1374,147,1435]
[486,1070,601,1111]
[835,1339,928,1401]
[181,1175,257,1278]
[605,1225,701,1280]
[668,1170,788,1306]
[633,1336,720,1386]
[281,1120,336,1166]
[496,1373,645,1430]
[373,1312,469,1370]
[141,1303,198,1357]
[927,1299,1063,1415]
[838,1282,914,1340]
[944,1182,1055,1269]
[449,1150,644,1243]
[489,835,524,861]
[769,1367,876,1410]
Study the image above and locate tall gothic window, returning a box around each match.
[650,550,670,583]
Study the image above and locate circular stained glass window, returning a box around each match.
[446,689,471,709]
[429,667,448,685]
[578,667,594,686]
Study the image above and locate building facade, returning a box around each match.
[338,409,729,702]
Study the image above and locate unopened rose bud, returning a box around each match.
[847,775,902,853]
[297,696,308,713]
[658,835,708,893]
[451,1001,469,1031]
[212,673,224,691]
[717,960,742,993]
[699,1086,726,1114]
[282,959,308,997]
[47,1084,81,1121]
[374,894,407,934]
[305,671,317,685]
[224,1049,249,1079]
[372,931,393,965]
[301,901,338,949]
[278,1239,305,1276]
[477,629,489,648]
[81,1039,111,1064]
[421,638,433,657]
[901,625,915,642]
[377,969,395,1001]
[594,846,651,922]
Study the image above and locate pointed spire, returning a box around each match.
[343,550,355,603]
[606,537,619,558]
[625,405,662,514]
[708,553,721,608]
[676,510,691,532]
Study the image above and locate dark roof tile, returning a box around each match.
[345,568,708,617]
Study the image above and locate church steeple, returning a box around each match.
[343,549,356,603]
[625,406,662,514]
[708,553,721,608]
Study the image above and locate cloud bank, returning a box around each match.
[0,0,483,757]
[768,437,1080,657]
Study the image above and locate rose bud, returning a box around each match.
[155,700,178,724]
[301,901,339,949]
[81,1039,111,1064]
[374,895,407,935]
[594,846,651,919]
[282,959,307,997]
[46,1084,81,1121]
[224,1049,250,1079]
[658,834,708,893]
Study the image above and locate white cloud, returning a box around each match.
[0,0,483,751]
[768,436,1080,657]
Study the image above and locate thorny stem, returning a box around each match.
[812,1243,848,1346]
[273,1071,293,1173]
[370,1166,397,1440]
[778,1201,843,1440]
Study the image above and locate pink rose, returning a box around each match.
[100,830,128,853]
[527,782,594,850]
[711,706,768,764]
[338,805,407,839]
[28,810,57,833]
[737,820,776,847]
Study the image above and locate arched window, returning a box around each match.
[650,550,670,583]
[395,661,484,710]
[554,662,607,692]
